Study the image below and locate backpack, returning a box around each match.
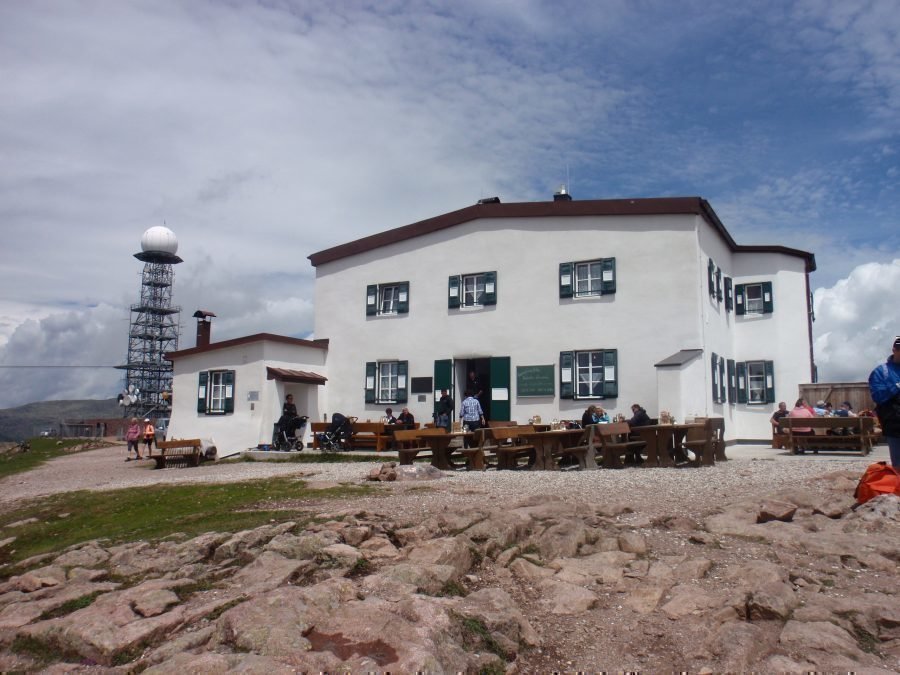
[854,462,900,505]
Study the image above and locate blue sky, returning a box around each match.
[0,0,898,408]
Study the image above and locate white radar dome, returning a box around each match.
[141,226,178,255]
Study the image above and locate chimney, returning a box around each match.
[553,184,572,201]
[477,196,501,205]
[192,310,216,348]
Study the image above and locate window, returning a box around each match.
[735,281,773,315]
[197,370,235,414]
[559,258,616,298]
[448,272,496,309]
[711,353,727,403]
[559,349,618,399]
[735,360,775,404]
[366,282,409,316]
[365,360,408,404]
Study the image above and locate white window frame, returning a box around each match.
[745,283,764,314]
[746,361,766,404]
[378,361,399,403]
[379,285,400,315]
[574,261,604,297]
[208,371,228,413]
[462,274,486,307]
[575,350,604,398]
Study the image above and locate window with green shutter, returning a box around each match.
[366,360,409,404]
[366,282,409,316]
[735,281,774,315]
[197,370,235,415]
[708,259,716,298]
[560,258,616,298]
[727,359,736,403]
[737,359,776,404]
[715,267,723,302]
[560,348,618,399]
[450,271,497,308]
[724,277,733,311]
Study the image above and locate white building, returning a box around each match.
[166,330,328,455]
[308,194,816,442]
[165,194,816,452]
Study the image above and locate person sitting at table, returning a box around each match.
[770,401,790,448]
[788,398,815,449]
[834,401,856,417]
[434,389,453,432]
[397,407,415,426]
[628,404,651,427]
[382,407,397,424]
[581,404,610,427]
[595,406,610,424]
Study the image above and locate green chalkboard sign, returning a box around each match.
[516,365,555,397]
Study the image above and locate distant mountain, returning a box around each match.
[0,399,121,442]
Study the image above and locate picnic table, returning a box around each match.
[518,428,591,470]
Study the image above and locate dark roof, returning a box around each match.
[166,333,328,360]
[266,367,327,385]
[307,196,816,272]
[654,349,704,368]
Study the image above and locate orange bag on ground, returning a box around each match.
[854,462,900,505]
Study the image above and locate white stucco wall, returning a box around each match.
[313,211,813,442]
[167,339,327,456]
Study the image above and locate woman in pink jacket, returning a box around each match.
[788,398,815,438]
[124,417,142,461]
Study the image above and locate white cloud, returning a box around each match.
[812,259,900,382]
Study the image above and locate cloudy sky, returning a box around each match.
[1,0,898,408]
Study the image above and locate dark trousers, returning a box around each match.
[463,419,481,448]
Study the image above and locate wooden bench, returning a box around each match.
[310,422,328,449]
[151,439,203,469]
[595,422,647,469]
[550,427,592,469]
[393,429,434,464]
[479,425,536,470]
[777,416,875,456]
[349,421,393,452]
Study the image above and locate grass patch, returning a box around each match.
[11,634,82,667]
[454,613,508,661]
[0,438,94,481]
[346,556,372,578]
[38,591,103,620]
[0,477,373,573]
[438,580,468,597]
[853,625,880,654]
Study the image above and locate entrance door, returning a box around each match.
[489,356,511,421]
[433,359,454,422]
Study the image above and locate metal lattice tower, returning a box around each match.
[116,227,183,420]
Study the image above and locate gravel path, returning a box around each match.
[0,442,888,518]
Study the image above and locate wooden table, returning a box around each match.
[626,423,704,467]
[519,429,586,470]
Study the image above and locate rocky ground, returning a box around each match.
[0,449,898,672]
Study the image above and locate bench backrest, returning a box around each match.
[778,416,874,431]
[310,422,329,433]
[392,429,426,447]
[488,420,518,428]
[487,425,535,444]
[415,428,448,437]
[353,421,386,435]
[156,438,202,450]
[595,422,632,444]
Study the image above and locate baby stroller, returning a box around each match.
[272,415,309,452]
[317,413,356,452]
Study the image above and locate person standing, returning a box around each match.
[869,336,900,467]
[459,390,485,448]
[435,389,454,432]
[143,418,156,456]
[467,371,483,401]
[125,417,142,461]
